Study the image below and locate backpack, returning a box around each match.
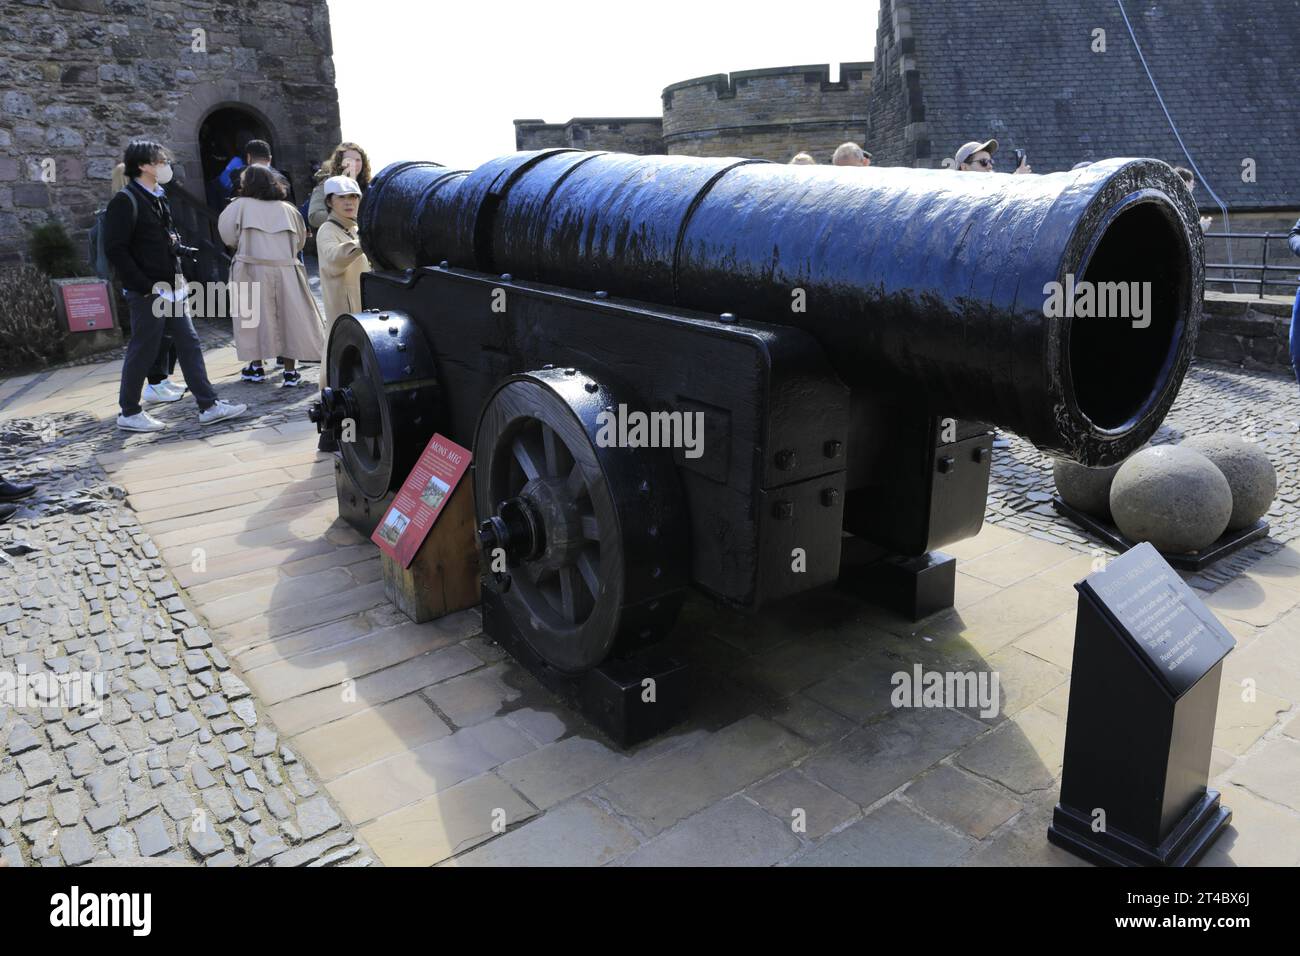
[89,186,138,280]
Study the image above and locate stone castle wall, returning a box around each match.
[0,0,342,264]
[514,62,872,165]
[513,118,664,155]
[866,0,928,168]
[662,63,871,163]
[1198,293,1295,373]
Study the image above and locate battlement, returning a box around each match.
[661,62,871,163]
[513,61,873,166]
[513,117,664,154]
[662,62,873,109]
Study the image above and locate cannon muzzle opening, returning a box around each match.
[1066,198,1190,438]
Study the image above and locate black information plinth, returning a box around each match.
[1049,542,1235,866]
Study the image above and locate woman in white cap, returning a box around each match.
[218,164,324,388]
[314,174,372,451]
[316,174,371,347]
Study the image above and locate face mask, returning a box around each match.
[154,163,174,185]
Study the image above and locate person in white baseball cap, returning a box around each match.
[315,174,371,451]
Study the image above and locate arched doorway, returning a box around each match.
[198,106,273,212]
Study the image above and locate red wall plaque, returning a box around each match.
[60,281,114,333]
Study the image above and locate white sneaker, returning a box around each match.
[142,382,184,404]
[157,379,187,398]
[198,400,247,425]
[117,411,167,432]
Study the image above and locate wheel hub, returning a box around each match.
[308,386,359,435]
[478,496,544,566]
[519,477,585,571]
[478,474,587,573]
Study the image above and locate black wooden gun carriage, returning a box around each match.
[310,149,1203,741]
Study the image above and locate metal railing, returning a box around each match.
[1204,231,1297,299]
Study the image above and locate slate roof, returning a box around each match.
[872,0,1300,210]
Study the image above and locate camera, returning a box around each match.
[171,240,200,261]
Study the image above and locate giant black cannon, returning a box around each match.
[312,148,1203,711]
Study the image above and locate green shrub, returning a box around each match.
[29,220,89,279]
[0,265,67,372]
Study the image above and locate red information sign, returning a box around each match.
[60,281,114,332]
[371,433,472,568]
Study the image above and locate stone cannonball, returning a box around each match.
[1052,458,1123,521]
[1182,432,1277,530]
[1109,445,1232,553]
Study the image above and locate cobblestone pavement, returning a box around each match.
[0,333,371,867]
[986,362,1300,589]
[3,347,1299,867]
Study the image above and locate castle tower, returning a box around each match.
[0,0,342,264]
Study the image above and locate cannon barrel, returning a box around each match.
[359,149,1203,465]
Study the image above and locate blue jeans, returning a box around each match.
[1292,286,1300,386]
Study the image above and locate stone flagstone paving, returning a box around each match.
[2,329,1299,866]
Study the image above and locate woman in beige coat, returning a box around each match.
[218,165,324,387]
[316,175,371,346]
[314,175,371,451]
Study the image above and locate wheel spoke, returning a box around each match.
[577,550,600,597]
[512,434,543,481]
[558,566,578,625]
[565,462,586,499]
[580,514,601,542]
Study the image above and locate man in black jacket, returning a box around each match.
[104,139,246,432]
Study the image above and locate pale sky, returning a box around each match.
[330,0,879,171]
